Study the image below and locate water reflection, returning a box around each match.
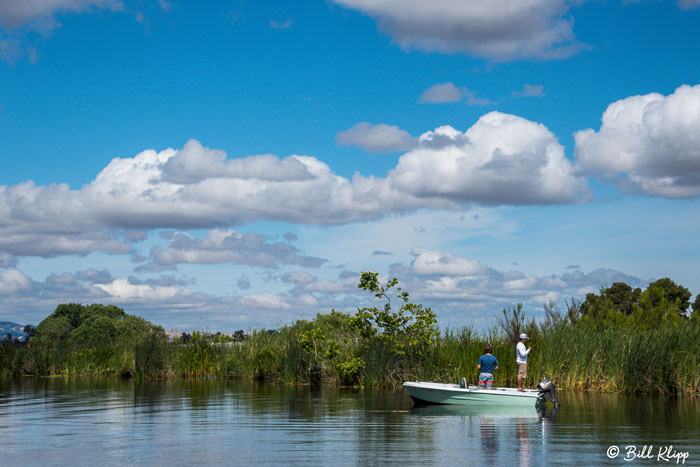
[1,378,699,466]
[480,416,498,466]
[516,417,530,466]
[407,403,561,466]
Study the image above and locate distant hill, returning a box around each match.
[0,321,29,341]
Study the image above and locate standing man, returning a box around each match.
[477,345,499,389]
[516,333,532,391]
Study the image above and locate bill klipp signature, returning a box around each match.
[607,445,690,464]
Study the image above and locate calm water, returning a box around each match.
[1,378,699,466]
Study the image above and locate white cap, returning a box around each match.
[519,333,528,340]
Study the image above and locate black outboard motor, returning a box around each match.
[537,378,560,408]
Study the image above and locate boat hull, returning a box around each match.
[403,381,539,407]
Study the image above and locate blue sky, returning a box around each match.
[1,0,700,332]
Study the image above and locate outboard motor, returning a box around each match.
[537,378,560,408]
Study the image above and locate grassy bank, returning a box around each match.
[2,274,700,394]
[3,314,700,394]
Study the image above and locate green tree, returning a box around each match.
[35,303,165,350]
[350,272,438,356]
[35,315,72,343]
[52,303,85,329]
[579,291,616,327]
[116,315,155,341]
[646,278,691,315]
[603,282,641,315]
[576,280,694,329]
[630,284,685,330]
[579,282,641,322]
[71,315,117,347]
[84,304,126,321]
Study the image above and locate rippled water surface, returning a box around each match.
[1,378,699,466]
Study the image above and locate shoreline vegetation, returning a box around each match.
[2,273,700,395]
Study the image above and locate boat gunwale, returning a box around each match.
[402,381,540,399]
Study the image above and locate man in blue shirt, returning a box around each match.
[477,345,499,389]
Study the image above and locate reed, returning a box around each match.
[3,309,700,394]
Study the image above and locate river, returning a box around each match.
[1,378,698,465]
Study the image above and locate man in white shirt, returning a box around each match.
[516,333,532,391]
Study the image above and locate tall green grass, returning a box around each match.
[3,313,700,394]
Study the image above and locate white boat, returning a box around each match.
[403,381,541,407]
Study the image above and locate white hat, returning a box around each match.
[519,333,528,340]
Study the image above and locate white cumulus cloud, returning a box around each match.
[420,82,465,103]
[240,293,291,310]
[388,111,589,205]
[162,139,313,184]
[0,269,33,295]
[95,278,183,301]
[330,0,585,61]
[336,122,417,153]
[574,84,700,198]
[411,248,487,277]
[0,142,442,259]
[0,181,137,257]
[420,82,490,106]
[0,115,591,261]
[146,229,326,269]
